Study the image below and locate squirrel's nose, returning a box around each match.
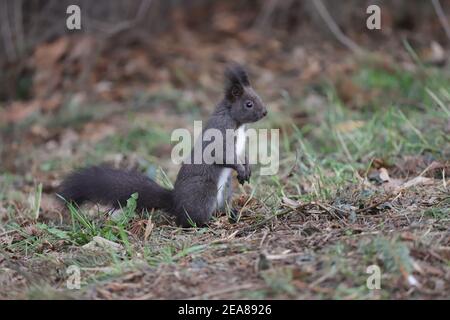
[263,109,268,117]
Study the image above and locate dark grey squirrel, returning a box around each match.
[58,64,267,227]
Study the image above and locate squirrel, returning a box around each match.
[58,64,267,227]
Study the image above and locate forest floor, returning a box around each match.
[0,32,449,299]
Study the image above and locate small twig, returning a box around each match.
[13,0,25,57]
[0,1,17,62]
[237,198,357,234]
[356,192,400,214]
[312,202,349,226]
[253,0,278,30]
[236,207,296,235]
[89,0,153,37]
[0,229,18,237]
[237,183,258,221]
[431,0,450,41]
[311,0,364,55]
[144,209,155,242]
[310,269,336,288]
[259,230,269,248]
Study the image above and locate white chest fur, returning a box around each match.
[235,125,246,158]
[216,125,246,208]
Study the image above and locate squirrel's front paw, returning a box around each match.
[237,166,251,185]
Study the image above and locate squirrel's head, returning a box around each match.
[224,63,267,124]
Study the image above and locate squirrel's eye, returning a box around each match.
[245,100,254,108]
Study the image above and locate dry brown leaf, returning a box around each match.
[83,236,123,252]
[420,41,446,66]
[378,168,390,182]
[400,232,417,242]
[1,101,40,124]
[81,122,116,143]
[400,176,434,189]
[212,11,240,33]
[282,197,301,208]
[335,120,365,133]
[33,37,70,68]
[41,94,63,112]
[68,35,96,61]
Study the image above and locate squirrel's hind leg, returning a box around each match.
[219,175,239,223]
[173,186,217,227]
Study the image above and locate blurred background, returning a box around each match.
[0,0,449,104]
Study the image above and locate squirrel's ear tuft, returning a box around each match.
[224,63,250,100]
[225,63,250,87]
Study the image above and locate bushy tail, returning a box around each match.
[58,165,173,212]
